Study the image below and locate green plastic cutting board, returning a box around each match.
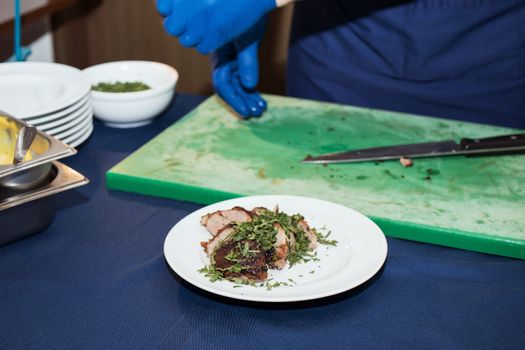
[107,95,525,259]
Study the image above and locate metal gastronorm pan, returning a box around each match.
[0,161,89,246]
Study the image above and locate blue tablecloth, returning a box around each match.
[1,94,524,350]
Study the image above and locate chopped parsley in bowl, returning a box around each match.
[92,81,151,93]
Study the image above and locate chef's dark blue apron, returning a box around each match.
[286,0,525,128]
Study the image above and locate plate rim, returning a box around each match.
[36,101,91,133]
[52,108,92,139]
[0,62,90,119]
[61,114,93,143]
[164,194,388,303]
[63,118,94,147]
[23,93,91,124]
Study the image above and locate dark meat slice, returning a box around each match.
[297,219,318,250]
[202,225,235,256]
[213,239,268,282]
[200,207,252,236]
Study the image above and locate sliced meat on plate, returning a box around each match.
[297,219,319,250]
[213,239,268,282]
[267,223,289,270]
[252,207,271,216]
[202,225,236,256]
[200,206,252,235]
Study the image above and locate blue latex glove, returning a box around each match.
[212,20,267,118]
[156,0,276,54]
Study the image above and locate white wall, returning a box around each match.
[1,0,54,62]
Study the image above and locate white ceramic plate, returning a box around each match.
[52,108,92,139]
[58,115,92,142]
[67,125,93,148]
[35,101,91,133]
[24,94,91,125]
[164,195,388,302]
[0,62,90,119]
[62,117,93,147]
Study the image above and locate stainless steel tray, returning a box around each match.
[0,161,89,246]
[0,111,76,178]
[0,161,89,210]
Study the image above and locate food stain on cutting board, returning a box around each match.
[109,95,525,245]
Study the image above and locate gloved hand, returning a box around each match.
[156,0,277,54]
[212,20,267,118]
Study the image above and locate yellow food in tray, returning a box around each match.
[0,117,21,165]
[0,116,48,165]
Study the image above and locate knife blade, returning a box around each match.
[303,133,525,164]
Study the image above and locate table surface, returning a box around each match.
[1,94,524,350]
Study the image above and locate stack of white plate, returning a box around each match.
[0,62,93,148]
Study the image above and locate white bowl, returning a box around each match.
[82,61,178,128]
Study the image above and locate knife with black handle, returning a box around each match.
[303,133,525,164]
[461,134,525,152]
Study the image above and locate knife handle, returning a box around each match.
[460,133,525,151]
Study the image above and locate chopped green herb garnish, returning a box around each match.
[266,281,281,290]
[198,265,224,282]
[316,230,338,246]
[242,241,250,257]
[92,81,150,93]
[225,250,238,262]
